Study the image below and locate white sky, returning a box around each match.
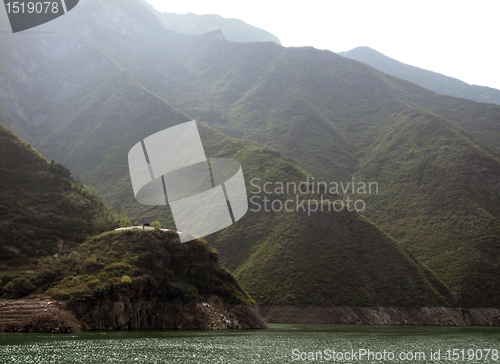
[145,0,500,90]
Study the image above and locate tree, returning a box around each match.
[7,277,36,298]
[151,221,161,229]
[119,217,133,228]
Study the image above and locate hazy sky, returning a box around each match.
[145,0,500,90]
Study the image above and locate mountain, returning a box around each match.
[356,109,500,306]
[340,46,500,105]
[0,81,450,307]
[0,0,499,308]
[197,125,451,307]
[138,0,281,44]
[117,33,500,306]
[105,35,500,306]
[0,9,450,308]
[0,123,113,266]
[1,68,450,307]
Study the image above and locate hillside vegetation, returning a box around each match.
[357,110,500,306]
[0,123,114,266]
[2,229,252,306]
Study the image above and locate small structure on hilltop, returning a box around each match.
[114,225,169,232]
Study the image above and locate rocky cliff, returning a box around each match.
[0,296,265,332]
[70,292,265,330]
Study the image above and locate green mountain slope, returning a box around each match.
[199,125,451,307]
[199,127,450,307]
[223,206,450,307]
[133,37,500,307]
[0,123,112,265]
[38,77,191,225]
[0,70,450,307]
[11,74,450,306]
[357,109,500,306]
[0,85,450,307]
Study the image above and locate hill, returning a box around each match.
[1,229,266,330]
[340,46,500,105]
[0,123,113,266]
[133,37,500,307]
[197,125,451,307]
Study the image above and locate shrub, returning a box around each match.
[121,275,132,284]
[119,218,133,228]
[31,269,57,287]
[6,277,36,298]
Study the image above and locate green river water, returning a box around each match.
[0,324,499,363]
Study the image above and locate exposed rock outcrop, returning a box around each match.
[260,306,500,326]
[69,287,266,330]
[0,295,266,333]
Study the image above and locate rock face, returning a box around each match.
[0,299,83,333]
[260,306,500,326]
[69,287,266,330]
[0,296,266,332]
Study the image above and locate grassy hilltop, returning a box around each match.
[3,229,252,306]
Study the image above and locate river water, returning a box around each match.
[0,324,499,363]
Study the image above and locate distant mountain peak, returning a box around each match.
[340,46,500,105]
[83,0,165,35]
[205,29,226,41]
[138,0,281,44]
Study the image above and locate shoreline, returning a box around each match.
[2,299,499,333]
[259,306,500,326]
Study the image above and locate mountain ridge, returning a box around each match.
[340,46,500,105]
[137,0,281,45]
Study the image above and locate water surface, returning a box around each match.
[1,324,499,363]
